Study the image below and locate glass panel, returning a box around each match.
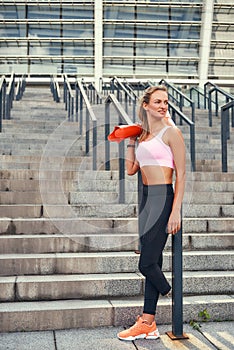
[170,8,201,21]
[0,23,26,37]
[135,42,167,56]
[63,24,94,38]
[0,5,25,19]
[103,60,134,76]
[104,24,134,38]
[62,5,94,19]
[104,42,133,56]
[28,6,60,19]
[104,6,135,20]
[0,40,27,56]
[136,6,168,21]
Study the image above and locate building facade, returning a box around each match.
[0,0,233,85]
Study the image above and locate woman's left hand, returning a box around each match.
[167,210,181,234]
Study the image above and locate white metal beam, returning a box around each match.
[94,0,103,91]
[199,0,214,87]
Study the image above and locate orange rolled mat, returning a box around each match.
[108,124,142,143]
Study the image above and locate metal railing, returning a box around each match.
[76,79,98,170]
[221,100,234,172]
[207,85,234,127]
[83,81,103,105]
[63,74,75,121]
[105,93,133,203]
[111,77,138,122]
[50,76,60,103]
[168,102,196,171]
[0,75,7,132]
[189,87,205,109]
[5,72,15,120]
[15,75,26,101]
[159,79,195,122]
[0,73,15,130]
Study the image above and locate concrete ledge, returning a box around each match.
[0,251,233,276]
[0,218,138,234]
[0,271,233,302]
[0,299,113,332]
[0,233,233,254]
[0,296,233,333]
[0,234,139,254]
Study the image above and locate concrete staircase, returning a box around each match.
[0,85,233,332]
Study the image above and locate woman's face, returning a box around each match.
[144,90,168,119]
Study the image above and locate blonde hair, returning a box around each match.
[138,85,168,142]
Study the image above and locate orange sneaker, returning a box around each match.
[117,316,160,341]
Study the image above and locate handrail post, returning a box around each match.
[166,210,188,340]
[208,90,212,127]
[221,100,234,172]
[105,100,111,171]
[221,107,228,172]
[190,123,196,171]
[86,107,90,155]
[0,88,2,132]
[79,91,83,135]
[119,140,125,203]
[93,120,97,170]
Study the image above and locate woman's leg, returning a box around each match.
[139,184,174,315]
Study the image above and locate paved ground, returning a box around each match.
[0,322,233,350]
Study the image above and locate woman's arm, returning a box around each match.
[167,127,186,234]
[125,138,140,176]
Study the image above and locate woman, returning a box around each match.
[117,85,186,341]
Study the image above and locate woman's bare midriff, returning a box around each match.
[140,166,173,185]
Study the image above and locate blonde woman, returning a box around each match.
[118,86,186,341]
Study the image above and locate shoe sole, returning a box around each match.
[118,331,160,341]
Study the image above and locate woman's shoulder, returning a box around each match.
[164,125,184,143]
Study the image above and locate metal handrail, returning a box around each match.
[105,93,133,203]
[208,86,234,127]
[5,72,15,120]
[15,75,26,101]
[221,100,234,172]
[168,102,196,171]
[0,75,7,132]
[50,76,60,103]
[86,82,103,105]
[111,77,138,121]
[63,74,74,121]
[159,79,195,122]
[76,80,98,170]
[189,87,205,109]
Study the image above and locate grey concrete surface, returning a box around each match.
[0,322,233,350]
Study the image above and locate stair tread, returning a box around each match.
[0,294,232,312]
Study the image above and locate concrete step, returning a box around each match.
[0,294,232,332]
[0,233,233,254]
[1,217,234,234]
[0,169,83,180]
[0,179,74,192]
[1,270,233,303]
[0,250,233,276]
[70,191,234,205]
[1,202,234,218]
[0,202,234,219]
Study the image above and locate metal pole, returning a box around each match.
[105,101,110,171]
[119,140,125,203]
[221,107,228,172]
[166,209,188,340]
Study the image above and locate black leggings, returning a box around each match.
[138,184,174,315]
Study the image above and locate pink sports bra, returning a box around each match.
[135,126,175,169]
